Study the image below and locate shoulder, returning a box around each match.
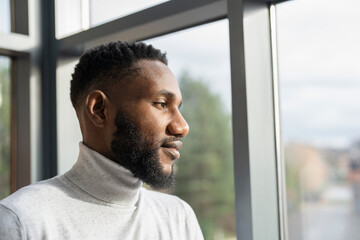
[0,178,63,240]
[1,176,64,201]
[0,176,67,219]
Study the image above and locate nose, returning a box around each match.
[166,110,189,138]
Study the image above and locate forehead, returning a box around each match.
[110,60,181,102]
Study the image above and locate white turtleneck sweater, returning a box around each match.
[0,143,204,240]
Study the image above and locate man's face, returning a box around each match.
[108,60,189,189]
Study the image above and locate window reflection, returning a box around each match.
[277,0,360,239]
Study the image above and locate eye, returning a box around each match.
[154,102,167,109]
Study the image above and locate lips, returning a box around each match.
[161,141,182,160]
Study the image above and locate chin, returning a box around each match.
[161,163,174,176]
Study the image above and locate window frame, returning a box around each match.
[0,0,32,193]
[0,0,292,239]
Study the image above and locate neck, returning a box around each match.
[65,142,142,206]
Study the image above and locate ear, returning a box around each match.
[85,90,110,127]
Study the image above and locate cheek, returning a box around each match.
[138,114,167,139]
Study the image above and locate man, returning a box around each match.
[0,41,204,240]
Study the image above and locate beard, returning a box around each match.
[110,111,175,190]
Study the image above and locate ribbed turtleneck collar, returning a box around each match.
[64,142,142,206]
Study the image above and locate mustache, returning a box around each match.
[158,136,182,147]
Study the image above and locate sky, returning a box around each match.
[277,0,360,148]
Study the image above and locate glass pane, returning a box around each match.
[0,0,11,33]
[277,0,360,239]
[90,0,169,27]
[55,0,83,38]
[146,20,235,240]
[56,59,82,174]
[0,56,11,200]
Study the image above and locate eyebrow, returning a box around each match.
[155,89,183,109]
[155,89,175,99]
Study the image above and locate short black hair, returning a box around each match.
[70,41,168,108]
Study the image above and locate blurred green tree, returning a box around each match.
[173,71,235,239]
[0,58,11,200]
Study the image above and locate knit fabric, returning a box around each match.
[0,143,204,240]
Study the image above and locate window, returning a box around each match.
[276,0,360,238]
[3,0,313,238]
[0,0,11,33]
[0,56,11,200]
[55,0,170,38]
[56,58,82,175]
[146,20,236,240]
[55,0,83,38]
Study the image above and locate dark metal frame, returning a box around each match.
[40,0,57,179]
